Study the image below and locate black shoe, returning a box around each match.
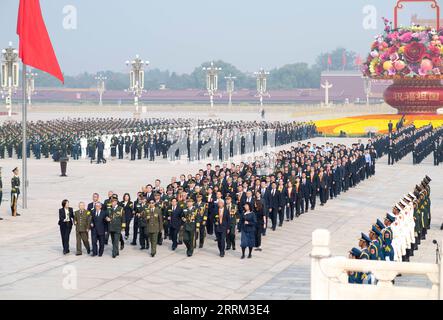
[120,244,124,250]
[92,254,97,257]
[255,248,262,251]
[87,249,91,254]
[241,255,245,259]
[130,242,136,246]
[75,253,82,256]
[98,254,103,257]
[220,253,225,257]
[112,254,116,258]
[0,218,3,220]
[172,247,176,251]
[140,247,145,250]
[199,244,203,248]
[232,246,236,251]
[441,224,443,231]
[151,253,155,257]
[248,254,252,259]
[187,253,192,257]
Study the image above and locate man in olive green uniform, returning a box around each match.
[195,195,208,248]
[146,200,163,257]
[182,199,197,257]
[74,202,92,255]
[11,167,20,217]
[137,197,149,250]
[106,195,126,258]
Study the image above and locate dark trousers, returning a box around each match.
[285,203,294,220]
[59,223,72,253]
[278,207,285,225]
[170,226,179,249]
[255,224,263,248]
[124,213,133,237]
[110,231,121,256]
[206,214,214,235]
[226,226,236,249]
[303,197,310,212]
[295,198,302,215]
[216,231,227,255]
[310,192,316,209]
[91,230,105,256]
[196,227,206,247]
[139,226,148,248]
[269,208,278,230]
[320,188,327,204]
[132,215,139,244]
[183,229,195,256]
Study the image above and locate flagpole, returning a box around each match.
[22,63,27,209]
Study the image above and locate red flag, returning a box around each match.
[17,0,64,83]
[327,55,332,66]
[355,55,362,66]
[342,51,347,69]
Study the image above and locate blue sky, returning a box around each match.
[0,0,436,74]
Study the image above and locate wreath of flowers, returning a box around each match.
[362,18,443,79]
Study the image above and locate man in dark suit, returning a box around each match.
[87,192,101,211]
[169,198,183,251]
[215,200,230,257]
[259,180,270,235]
[90,202,107,257]
[301,173,311,213]
[268,182,280,231]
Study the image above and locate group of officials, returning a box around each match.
[57,138,380,259]
[348,176,432,284]
[0,118,317,164]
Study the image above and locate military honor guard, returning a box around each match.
[11,167,20,216]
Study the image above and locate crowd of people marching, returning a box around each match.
[57,137,380,259]
[0,118,317,163]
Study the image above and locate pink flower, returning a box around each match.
[399,32,413,43]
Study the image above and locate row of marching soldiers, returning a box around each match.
[348,175,432,284]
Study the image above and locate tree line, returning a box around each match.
[35,48,360,90]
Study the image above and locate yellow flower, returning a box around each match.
[398,46,405,54]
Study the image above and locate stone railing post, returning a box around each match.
[439,240,443,300]
[311,229,331,300]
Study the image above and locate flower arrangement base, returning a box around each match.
[383,79,443,114]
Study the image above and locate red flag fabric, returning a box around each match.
[327,55,332,66]
[17,0,64,83]
[342,51,347,69]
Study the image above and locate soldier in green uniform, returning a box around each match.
[182,199,197,257]
[154,192,164,245]
[106,195,126,258]
[73,202,92,255]
[146,199,163,257]
[137,196,149,250]
[11,167,20,217]
[225,196,239,251]
[195,194,208,248]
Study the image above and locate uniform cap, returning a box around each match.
[349,247,362,258]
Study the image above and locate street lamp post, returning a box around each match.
[1,42,19,117]
[95,74,106,106]
[26,70,37,107]
[126,55,148,114]
[363,76,372,107]
[254,68,270,107]
[203,62,221,108]
[224,74,236,107]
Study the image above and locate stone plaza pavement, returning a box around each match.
[0,137,441,300]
